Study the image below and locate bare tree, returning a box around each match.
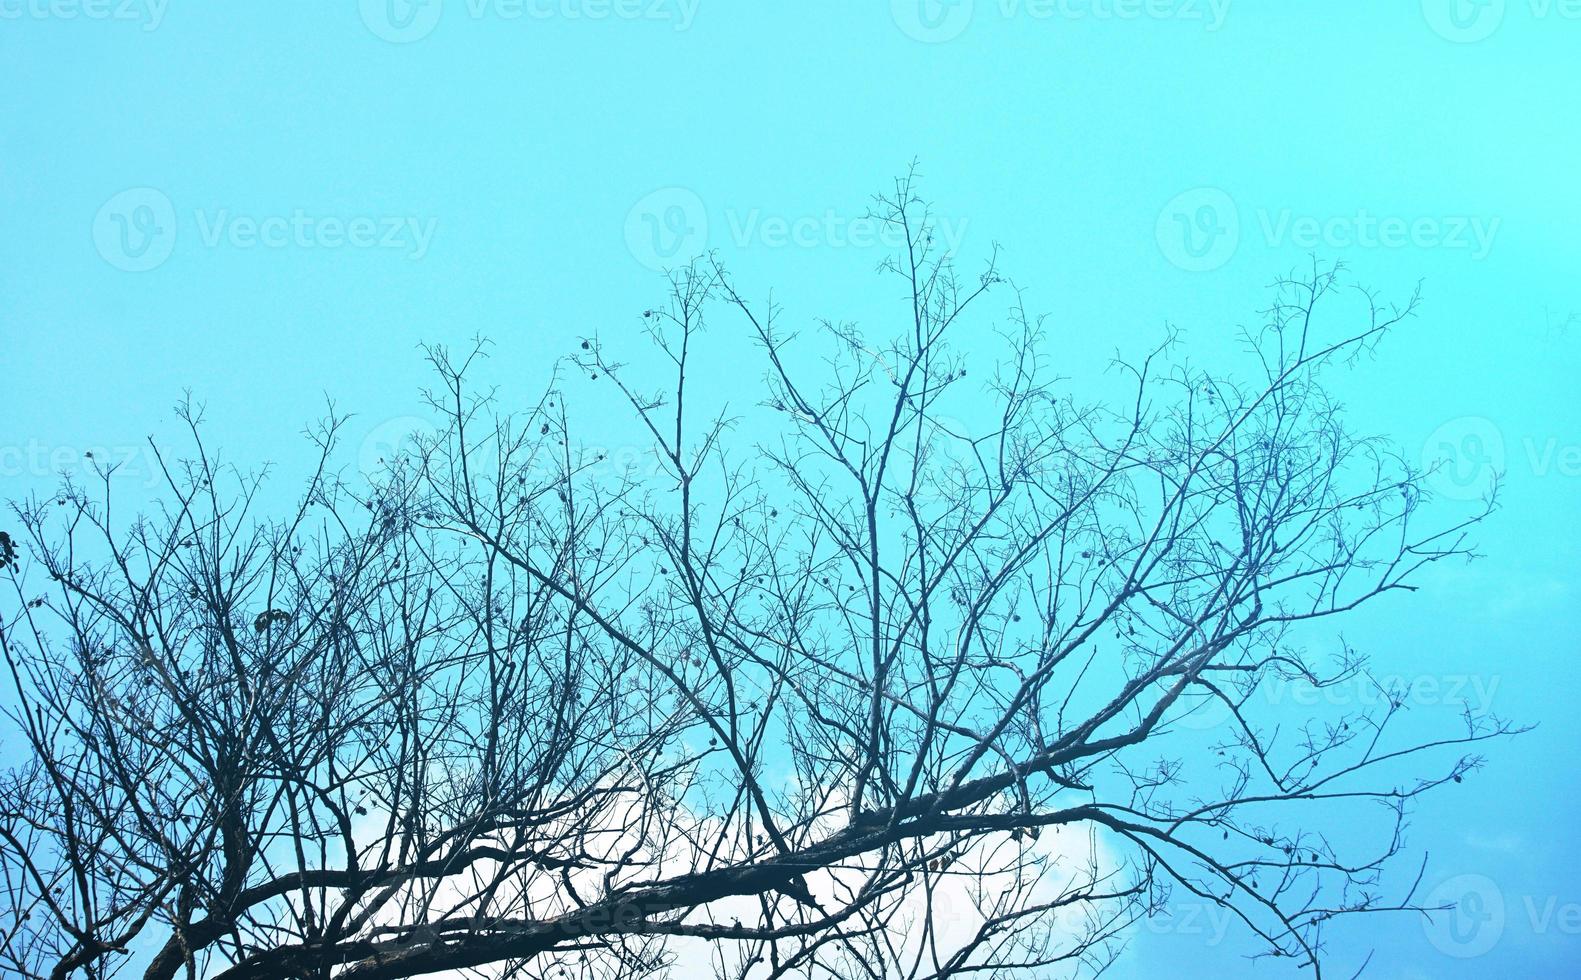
[0,176,1520,980]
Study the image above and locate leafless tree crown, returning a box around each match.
[1,178,1518,980]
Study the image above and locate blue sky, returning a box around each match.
[3,1,1579,975]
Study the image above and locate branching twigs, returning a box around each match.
[0,179,1519,980]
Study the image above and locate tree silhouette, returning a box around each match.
[0,177,1519,979]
